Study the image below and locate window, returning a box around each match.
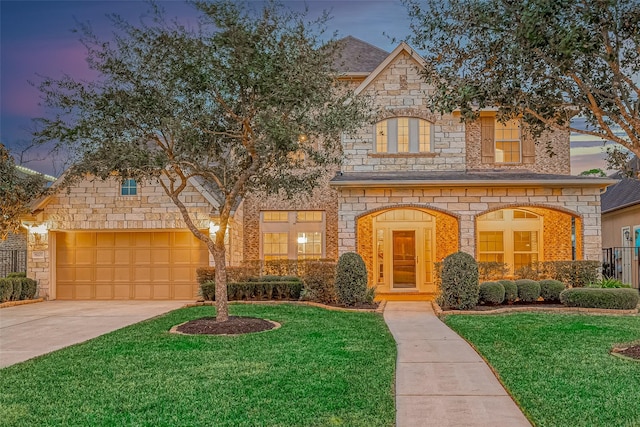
[260,211,325,260]
[121,179,137,196]
[374,117,432,154]
[477,209,542,273]
[494,119,521,163]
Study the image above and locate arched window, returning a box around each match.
[477,209,542,272]
[374,117,432,153]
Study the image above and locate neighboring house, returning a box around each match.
[1,165,55,277]
[601,157,640,288]
[25,37,613,300]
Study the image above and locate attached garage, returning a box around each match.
[55,231,208,300]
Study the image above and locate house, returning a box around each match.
[601,157,640,288]
[1,165,56,277]
[24,37,613,300]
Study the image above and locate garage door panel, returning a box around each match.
[56,231,206,300]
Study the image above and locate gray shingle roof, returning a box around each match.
[601,178,640,213]
[333,36,389,74]
[331,171,614,185]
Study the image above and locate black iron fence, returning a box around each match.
[602,247,640,289]
[0,250,27,278]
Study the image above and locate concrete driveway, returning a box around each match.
[0,300,189,368]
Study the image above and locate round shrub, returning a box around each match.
[479,281,505,305]
[335,252,369,306]
[560,288,639,310]
[539,279,565,303]
[438,252,479,310]
[302,261,337,304]
[19,278,38,300]
[515,279,541,303]
[499,280,518,304]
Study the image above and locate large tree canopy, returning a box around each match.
[34,0,369,321]
[405,0,640,167]
[0,143,46,240]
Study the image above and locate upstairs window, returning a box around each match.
[374,117,432,154]
[481,116,534,164]
[121,179,137,196]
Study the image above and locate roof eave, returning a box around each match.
[330,178,616,188]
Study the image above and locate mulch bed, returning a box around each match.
[175,316,277,335]
[470,302,564,311]
[612,345,640,360]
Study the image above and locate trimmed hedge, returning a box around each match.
[301,261,337,304]
[499,280,518,304]
[516,279,541,303]
[539,279,566,303]
[560,288,640,310]
[200,278,303,301]
[479,281,505,305]
[0,277,38,303]
[438,252,479,310]
[335,252,369,306]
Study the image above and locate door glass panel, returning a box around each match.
[376,229,384,283]
[393,230,416,288]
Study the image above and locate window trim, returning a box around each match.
[494,118,522,164]
[120,179,137,196]
[373,117,433,155]
[260,210,326,260]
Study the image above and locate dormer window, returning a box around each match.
[374,117,432,153]
[121,179,137,196]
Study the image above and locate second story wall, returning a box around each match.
[342,49,466,173]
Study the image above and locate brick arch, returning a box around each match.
[373,108,439,123]
[355,205,460,286]
[474,204,584,262]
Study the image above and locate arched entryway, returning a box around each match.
[357,207,458,294]
[476,206,582,275]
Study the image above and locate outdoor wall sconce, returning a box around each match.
[209,221,220,234]
[624,229,631,242]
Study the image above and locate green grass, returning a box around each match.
[444,313,640,427]
[0,304,396,427]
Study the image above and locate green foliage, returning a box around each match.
[335,252,369,306]
[444,313,640,426]
[19,278,38,300]
[560,288,639,310]
[588,277,631,288]
[478,281,505,305]
[0,144,47,239]
[477,262,509,281]
[0,305,396,426]
[0,278,13,303]
[301,261,337,304]
[498,280,518,304]
[547,261,600,287]
[10,278,22,301]
[438,252,479,310]
[7,272,26,278]
[515,279,541,303]
[579,168,606,177]
[539,279,565,303]
[195,267,216,285]
[200,279,303,301]
[33,0,370,320]
[407,0,640,162]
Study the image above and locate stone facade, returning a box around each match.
[465,119,571,174]
[26,176,216,298]
[337,185,603,261]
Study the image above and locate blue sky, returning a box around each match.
[0,0,610,176]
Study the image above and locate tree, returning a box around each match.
[579,168,606,177]
[0,143,46,240]
[405,0,640,166]
[33,1,369,321]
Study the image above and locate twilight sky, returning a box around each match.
[0,0,612,176]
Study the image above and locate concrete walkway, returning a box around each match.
[384,301,531,427]
[0,300,188,368]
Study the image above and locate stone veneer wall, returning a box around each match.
[243,173,340,262]
[28,177,216,298]
[465,120,571,175]
[342,51,466,173]
[338,186,604,263]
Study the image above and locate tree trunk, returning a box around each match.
[211,234,229,322]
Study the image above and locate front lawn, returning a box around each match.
[444,313,640,427]
[1,304,396,427]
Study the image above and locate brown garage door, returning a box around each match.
[56,231,208,300]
